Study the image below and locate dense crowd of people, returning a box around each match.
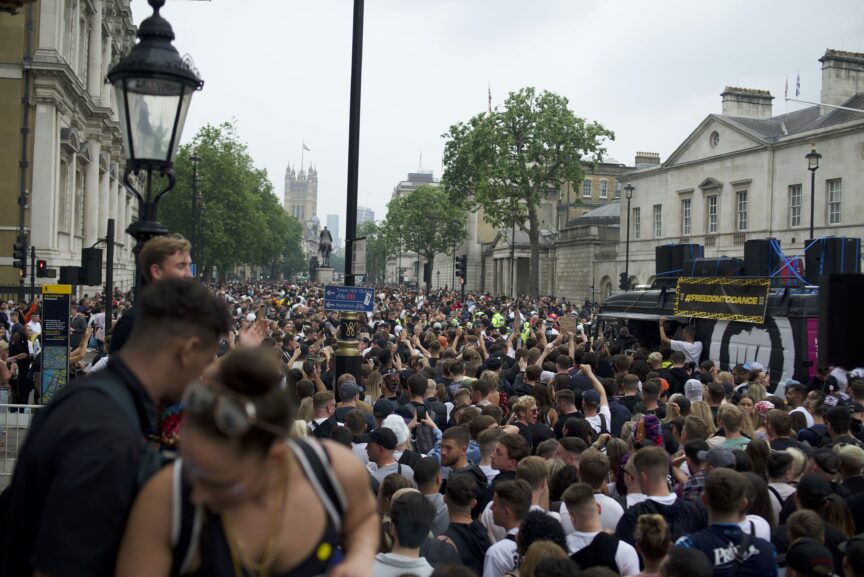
[0,234,863,577]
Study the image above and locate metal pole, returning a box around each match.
[190,153,200,268]
[29,246,35,303]
[343,0,364,290]
[336,0,364,387]
[104,219,114,336]
[809,166,816,242]
[510,203,516,299]
[625,196,631,290]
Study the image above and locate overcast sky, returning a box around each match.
[131,0,864,242]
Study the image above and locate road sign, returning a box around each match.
[324,285,375,312]
[190,263,197,278]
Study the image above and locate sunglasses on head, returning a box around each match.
[183,382,288,439]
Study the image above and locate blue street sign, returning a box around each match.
[324,285,375,312]
[190,263,197,278]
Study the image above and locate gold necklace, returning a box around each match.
[223,459,290,577]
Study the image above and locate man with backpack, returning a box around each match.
[0,278,231,577]
[616,445,707,545]
[675,468,778,577]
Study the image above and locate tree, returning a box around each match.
[442,87,614,297]
[158,121,303,280]
[356,220,390,284]
[384,185,467,291]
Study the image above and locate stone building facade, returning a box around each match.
[623,49,864,287]
[0,0,139,290]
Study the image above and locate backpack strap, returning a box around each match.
[729,522,754,577]
[598,413,609,435]
[170,459,204,576]
[767,485,785,508]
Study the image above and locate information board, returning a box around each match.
[40,284,72,404]
[324,285,375,312]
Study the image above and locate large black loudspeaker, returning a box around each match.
[683,257,744,277]
[59,266,80,285]
[805,237,861,285]
[820,274,864,368]
[655,244,703,287]
[80,248,103,286]
[744,238,780,277]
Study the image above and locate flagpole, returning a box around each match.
[784,97,864,114]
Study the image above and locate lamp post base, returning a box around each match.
[334,310,361,399]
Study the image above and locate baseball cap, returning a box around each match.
[368,427,398,451]
[339,381,361,401]
[685,379,703,401]
[834,444,864,471]
[539,371,556,384]
[382,414,410,446]
[839,535,864,575]
[373,398,395,419]
[743,361,765,372]
[582,390,600,406]
[811,448,840,476]
[786,538,835,577]
[796,473,832,509]
[486,356,503,371]
[697,447,736,469]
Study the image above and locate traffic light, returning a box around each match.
[36,259,47,278]
[455,255,467,279]
[619,272,629,291]
[12,236,27,276]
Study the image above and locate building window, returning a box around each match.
[633,207,641,239]
[681,198,691,236]
[582,179,592,198]
[736,190,748,231]
[615,181,621,199]
[789,184,802,227]
[707,195,718,234]
[653,204,662,238]
[827,179,841,225]
[599,180,608,199]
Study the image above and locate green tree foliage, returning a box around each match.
[158,121,304,279]
[356,220,391,284]
[442,87,614,297]
[384,185,467,291]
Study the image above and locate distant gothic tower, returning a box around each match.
[284,164,318,224]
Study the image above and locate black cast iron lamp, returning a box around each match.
[106,0,203,296]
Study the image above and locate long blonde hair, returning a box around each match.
[690,401,717,436]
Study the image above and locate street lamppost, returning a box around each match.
[624,183,634,291]
[510,198,517,300]
[805,144,822,242]
[107,0,203,298]
[190,150,201,275]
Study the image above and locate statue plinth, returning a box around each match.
[315,267,334,284]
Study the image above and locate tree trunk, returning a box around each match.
[425,252,434,293]
[528,204,541,298]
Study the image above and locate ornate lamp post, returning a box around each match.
[805,144,822,242]
[624,183,634,291]
[106,0,203,297]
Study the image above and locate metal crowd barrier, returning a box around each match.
[0,403,44,490]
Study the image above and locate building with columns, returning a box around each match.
[0,0,138,290]
[621,48,864,288]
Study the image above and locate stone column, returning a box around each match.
[30,101,59,250]
[101,31,112,106]
[87,0,103,101]
[83,139,101,247]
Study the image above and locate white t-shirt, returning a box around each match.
[586,405,612,434]
[790,406,815,428]
[566,531,640,577]
[768,482,796,521]
[481,503,560,544]
[483,529,519,577]
[374,553,434,577]
[670,339,703,365]
[739,514,772,542]
[559,494,624,534]
[480,465,499,484]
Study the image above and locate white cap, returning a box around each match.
[245,312,256,322]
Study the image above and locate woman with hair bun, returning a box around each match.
[634,514,670,577]
[117,347,378,577]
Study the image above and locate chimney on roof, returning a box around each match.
[634,152,660,168]
[819,49,864,115]
[721,86,774,119]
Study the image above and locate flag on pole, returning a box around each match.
[303,143,311,151]
[785,74,788,99]
[795,72,800,97]
[488,84,492,113]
